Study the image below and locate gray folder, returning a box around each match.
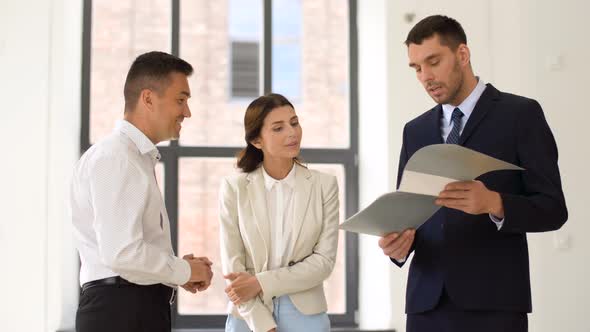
[339,144,523,236]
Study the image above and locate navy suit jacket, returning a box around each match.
[395,84,568,314]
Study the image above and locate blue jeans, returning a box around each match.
[225,295,330,332]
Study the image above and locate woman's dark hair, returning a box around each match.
[236,93,301,172]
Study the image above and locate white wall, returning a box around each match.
[504,2,590,331]
[381,1,590,331]
[0,0,81,331]
[0,1,50,329]
[357,0,396,329]
[46,0,83,330]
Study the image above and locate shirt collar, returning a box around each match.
[262,163,297,191]
[115,120,161,161]
[441,77,487,125]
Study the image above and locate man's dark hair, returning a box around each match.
[405,15,467,50]
[123,51,193,112]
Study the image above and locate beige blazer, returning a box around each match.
[219,164,339,332]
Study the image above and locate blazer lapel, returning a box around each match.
[288,164,312,253]
[424,104,445,145]
[246,168,271,260]
[459,83,501,145]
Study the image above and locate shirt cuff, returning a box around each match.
[170,256,191,286]
[489,214,505,230]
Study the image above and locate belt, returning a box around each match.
[81,276,177,304]
[82,276,134,292]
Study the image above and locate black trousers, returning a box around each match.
[76,283,173,332]
[407,289,528,332]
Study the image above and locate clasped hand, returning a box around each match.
[223,271,262,305]
[182,254,214,293]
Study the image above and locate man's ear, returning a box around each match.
[457,44,471,66]
[140,89,154,111]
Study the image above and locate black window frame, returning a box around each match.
[81,0,359,329]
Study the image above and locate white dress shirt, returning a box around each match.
[440,78,505,230]
[261,164,296,270]
[70,120,190,286]
[440,78,486,142]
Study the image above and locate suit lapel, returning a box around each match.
[459,84,501,145]
[288,164,312,253]
[246,168,271,259]
[425,104,445,145]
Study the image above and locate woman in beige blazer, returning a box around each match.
[219,93,339,332]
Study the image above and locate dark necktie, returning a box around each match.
[446,107,464,144]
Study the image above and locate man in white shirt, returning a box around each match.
[71,51,213,332]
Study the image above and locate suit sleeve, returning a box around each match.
[218,178,276,332]
[391,124,417,267]
[256,175,339,303]
[499,99,568,233]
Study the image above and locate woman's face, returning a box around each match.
[252,105,302,161]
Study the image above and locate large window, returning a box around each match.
[82,0,358,329]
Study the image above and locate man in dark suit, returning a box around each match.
[377,15,568,332]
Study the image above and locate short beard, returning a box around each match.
[440,60,464,105]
